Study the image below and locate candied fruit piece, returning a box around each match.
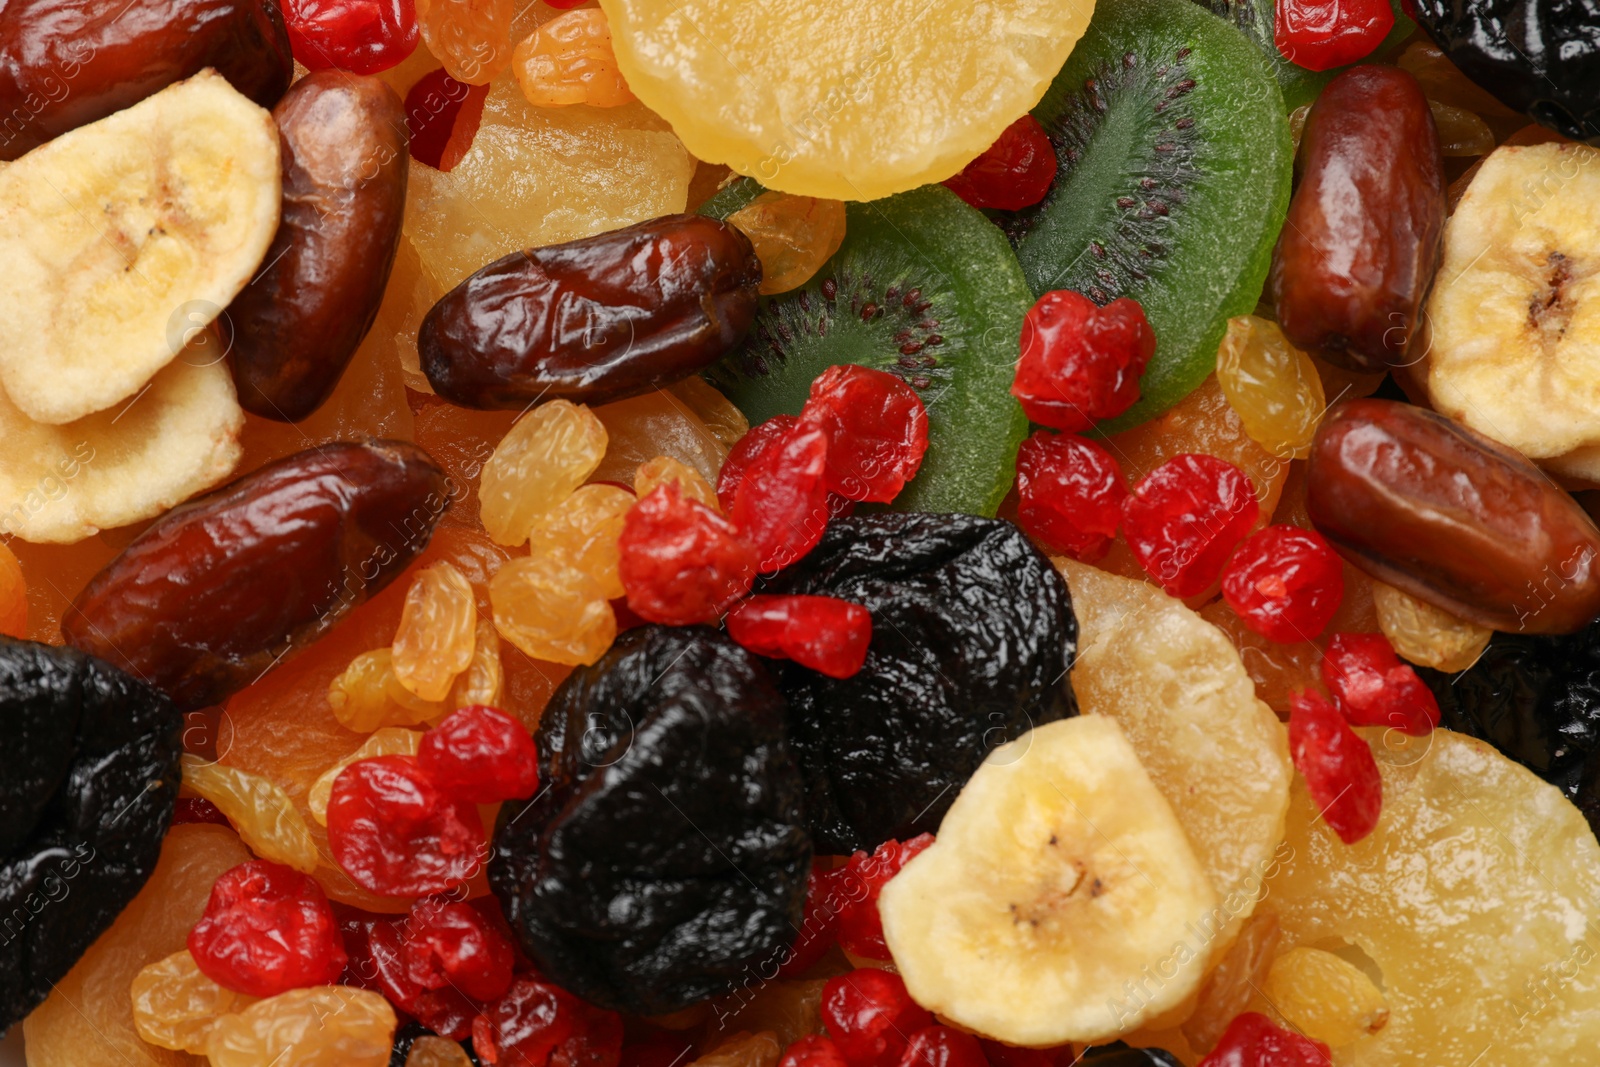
[405,67,480,169]
[1122,454,1260,599]
[782,1035,850,1067]
[691,1032,782,1067]
[1011,290,1155,433]
[622,483,758,624]
[131,949,254,1054]
[726,594,873,679]
[821,970,933,1067]
[712,978,828,1046]
[898,1028,987,1067]
[1428,99,1495,157]
[491,554,618,665]
[1321,633,1441,735]
[799,365,928,504]
[1014,431,1127,562]
[728,191,848,295]
[1215,315,1327,462]
[402,897,516,1002]
[482,400,609,546]
[669,376,749,450]
[1287,691,1382,844]
[527,483,635,600]
[514,8,635,108]
[188,860,348,997]
[1371,580,1491,672]
[308,728,425,825]
[0,540,25,637]
[206,985,397,1067]
[1181,912,1281,1054]
[941,115,1058,211]
[329,648,449,733]
[1220,525,1344,643]
[173,796,231,827]
[182,755,320,873]
[393,562,478,702]
[327,755,486,896]
[590,388,729,487]
[831,835,936,961]
[636,455,720,511]
[416,0,512,83]
[728,419,831,571]
[418,704,540,803]
[472,974,624,1067]
[286,0,420,76]
[718,414,799,512]
[1196,1011,1329,1066]
[1263,946,1389,1048]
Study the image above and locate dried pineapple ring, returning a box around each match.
[597,0,1095,201]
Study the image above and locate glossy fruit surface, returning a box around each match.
[472,975,624,1067]
[1011,291,1156,433]
[728,191,848,296]
[783,1035,852,1067]
[287,0,419,74]
[404,67,478,168]
[130,948,253,1054]
[942,115,1058,211]
[727,419,831,572]
[833,835,936,960]
[309,728,423,824]
[1213,314,1326,461]
[1195,1012,1329,1066]
[1263,946,1390,1047]
[1221,525,1344,643]
[1288,690,1382,844]
[528,483,635,599]
[416,0,510,83]
[188,860,348,997]
[800,364,928,504]
[206,985,397,1067]
[898,1028,988,1067]
[727,595,872,679]
[1014,431,1127,562]
[327,755,485,896]
[402,897,515,1002]
[1371,579,1492,672]
[620,483,758,624]
[418,704,539,803]
[513,8,634,107]
[0,541,25,637]
[1273,0,1394,70]
[1322,632,1442,735]
[181,755,321,873]
[821,970,934,1067]
[480,400,608,546]
[393,562,477,701]
[491,555,617,666]
[1122,453,1260,599]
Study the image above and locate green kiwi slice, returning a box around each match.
[703,183,1031,518]
[1007,0,1293,431]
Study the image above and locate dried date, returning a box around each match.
[62,440,449,710]
[419,214,763,409]
[226,71,410,422]
[1307,398,1600,634]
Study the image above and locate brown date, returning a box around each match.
[225,71,409,422]
[1269,66,1445,373]
[1307,398,1600,634]
[62,441,450,710]
[419,213,763,409]
[0,0,293,161]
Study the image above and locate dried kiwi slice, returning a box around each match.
[704,183,1031,517]
[1007,0,1293,430]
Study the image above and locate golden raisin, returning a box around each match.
[131,949,255,1054]
[710,980,826,1046]
[1262,947,1389,1048]
[1428,99,1496,156]
[1372,579,1492,672]
[690,1032,782,1067]
[589,389,728,487]
[307,728,425,825]
[480,400,609,546]
[328,648,449,733]
[513,8,634,108]
[491,555,617,666]
[451,618,505,709]
[407,1035,476,1067]
[668,377,749,451]
[393,561,478,702]
[1215,314,1327,461]
[636,455,719,512]
[526,483,635,600]
[416,0,513,85]
[205,986,396,1067]
[0,539,26,637]
[181,755,320,873]
[728,191,848,295]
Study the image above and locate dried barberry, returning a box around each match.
[1122,453,1259,599]
[418,704,540,804]
[402,897,516,1003]
[799,364,929,504]
[620,483,758,625]
[1288,691,1382,844]
[1221,525,1344,643]
[821,970,933,1067]
[1011,290,1155,433]
[1014,430,1127,562]
[187,860,348,997]
[942,115,1059,211]
[327,755,486,896]
[898,1028,988,1067]
[472,975,624,1067]
[1321,633,1441,735]
[728,418,833,572]
[1195,1011,1330,1066]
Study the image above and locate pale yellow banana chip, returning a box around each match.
[0,69,280,424]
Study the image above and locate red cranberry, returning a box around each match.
[285,0,419,75]
[340,910,478,1040]
[833,835,936,961]
[800,364,929,504]
[419,704,540,804]
[782,1035,853,1067]
[619,483,758,625]
[1010,291,1155,433]
[778,861,846,978]
[718,415,796,511]
[726,594,873,679]
[405,68,477,170]
[1197,1010,1332,1066]
[402,897,516,1003]
[1321,632,1441,735]
[1122,454,1260,598]
[473,975,624,1067]
[326,755,485,896]
[187,861,347,998]
[729,419,833,572]
[1221,525,1345,643]
[1288,691,1384,845]
[821,969,934,1067]
[171,796,230,827]
[942,115,1059,211]
[1274,0,1395,71]
[1014,431,1128,561]
[897,1028,988,1067]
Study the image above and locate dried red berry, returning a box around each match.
[1321,632,1441,735]
[821,969,934,1067]
[405,67,480,170]
[473,975,625,1067]
[1288,690,1383,845]
[777,861,846,978]
[726,594,873,679]
[402,897,516,1003]
[619,483,758,625]
[833,834,936,961]
[326,755,485,896]
[800,364,929,503]
[1014,431,1128,561]
[187,861,347,998]
[1274,0,1394,72]
[340,910,479,1040]
[284,0,419,75]
[978,1041,1071,1067]
[171,796,230,827]
[941,115,1059,211]
[783,1035,853,1067]
[419,704,540,803]
[1122,454,1260,599]
[898,1028,988,1067]
[1221,525,1345,643]
[718,415,797,511]
[1197,1010,1333,1066]
[729,419,833,572]
[1010,290,1156,433]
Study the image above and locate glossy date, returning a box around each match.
[1307,399,1600,634]
[226,71,410,422]
[62,440,449,710]
[419,213,763,409]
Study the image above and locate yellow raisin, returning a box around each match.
[513,8,634,108]
[480,400,608,546]
[407,1034,477,1066]
[690,1032,782,1067]
[307,728,425,826]
[709,980,825,1046]
[131,949,254,1054]
[1428,98,1496,157]
[668,377,749,451]
[206,986,396,1067]
[1372,580,1492,672]
[1215,314,1327,461]
[1289,104,1311,156]
[451,618,505,709]
[491,554,617,665]
[1262,946,1389,1048]
[328,648,449,733]
[416,0,512,85]
[728,191,847,295]
[526,483,634,600]
[636,455,719,512]
[1180,912,1281,1053]
[181,756,319,873]
[393,562,478,702]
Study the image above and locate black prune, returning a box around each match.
[0,636,183,1031]
[1081,1044,1184,1066]
[488,625,810,1017]
[761,513,1077,853]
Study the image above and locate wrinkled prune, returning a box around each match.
[419,214,763,410]
[489,625,809,1016]
[0,636,182,1031]
[227,71,409,422]
[0,0,294,161]
[63,441,449,710]
[761,513,1078,852]
[1081,1045,1183,1067]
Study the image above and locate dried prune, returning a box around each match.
[761,513,1077,852]
[419,214,762,410]
[0,0,293,161]
[0,636,183,1030]
[488,625,809,1016]
[63,441,449,710]
[226,71,410,422]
